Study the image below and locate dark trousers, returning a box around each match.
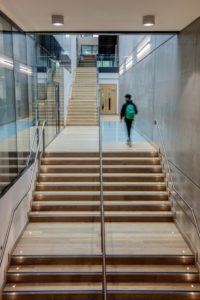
[125,118,133,140]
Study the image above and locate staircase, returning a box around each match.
[0,151,29,193]
[2,151,200,299]
[35,68,65,127]
[67,67,98,126]
[79,55,97,67]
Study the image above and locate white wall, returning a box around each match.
[0,163,38,288]
[98,73,119,114]
[63,35,77,125]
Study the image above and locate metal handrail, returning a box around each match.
[97,70,107,300]
[0,120,47,266]
[26,121,40,167]
[154,120,200,240]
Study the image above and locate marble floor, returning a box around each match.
[47,117,155,152]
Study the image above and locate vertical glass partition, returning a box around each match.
[0,16,71,197]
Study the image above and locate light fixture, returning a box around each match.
[125,55,134,70]
[52,15,64,26]
[137,36,151,60]
[143,15,155,27]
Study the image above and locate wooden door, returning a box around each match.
[100,84,117,114]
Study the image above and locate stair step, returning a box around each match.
[43,152,160,158]
[3,282,200,300]
[10,254,196,266]
[38,173,165,182]
[41,157,161,164]
[29,211,173,222]
[35,182,167,192]
[33,190,169,201]
[32,200,171,212]
[7,264,198,283]
[40,165,163,174]
[8,264,197,273]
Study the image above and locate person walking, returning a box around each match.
[120,94,138,147]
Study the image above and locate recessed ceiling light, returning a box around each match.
[52,15,64,26]
[143,15,155,27]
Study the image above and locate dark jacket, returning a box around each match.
[120,100,138,120]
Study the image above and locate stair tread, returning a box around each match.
[29,211,173,216]
[34,191,168,195]
[4,282,200,292]
[41,157,161,161]
[40,165,162,169]
[32,200,171,206]
[39,173,164,177]
[36,182,166,187]
[8,264,198,273]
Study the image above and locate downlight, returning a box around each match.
[143,15,155,27]
[52,15,64,26]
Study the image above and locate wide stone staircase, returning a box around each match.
[35,68,65,127]
[67,67,98,126]
[2,151,200,299]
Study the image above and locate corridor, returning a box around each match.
[1,2,200,300]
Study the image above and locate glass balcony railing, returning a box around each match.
[97,54,119,71]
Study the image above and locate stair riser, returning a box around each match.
[40,168,163,174]
[38,176,165,182]
[29,216,173,222]
[7,273,198,283]
[41,160,161,165]
[36,186,167,192]
[4,292,200,300]
[10,255,195,266]
[32,204,171,212]
[43,153,159,158]
[34,195,169,201]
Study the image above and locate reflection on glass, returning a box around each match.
[0,15,71,196]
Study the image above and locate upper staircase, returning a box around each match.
[79,55,97,67]
[2,150,200,300]
[67,67,98,126]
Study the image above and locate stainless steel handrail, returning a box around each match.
[99,108,107,300]
[154,120,200,239]
[26,121,40,167]
[0,120,47,266]
[97,70,107,300]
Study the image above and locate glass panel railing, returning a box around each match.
[97,54,119,70]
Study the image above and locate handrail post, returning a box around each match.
[97,67,107,300]
[43,124,45,154]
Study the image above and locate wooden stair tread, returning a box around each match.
[42,157,161,161]
[29,211,173,216]
[8,264,198,273]
[36,182,166,187]
[34,191,168,195]
[40,165,162,168]
[4,282,200,292]
[39,173,164,177]
[28,200,171,205]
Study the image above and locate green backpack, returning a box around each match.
[125,104,136,119]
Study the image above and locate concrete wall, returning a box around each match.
[119,18,200,254]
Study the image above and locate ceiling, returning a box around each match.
[0,0,200,32]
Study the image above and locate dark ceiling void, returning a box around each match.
[99,35,118,54]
